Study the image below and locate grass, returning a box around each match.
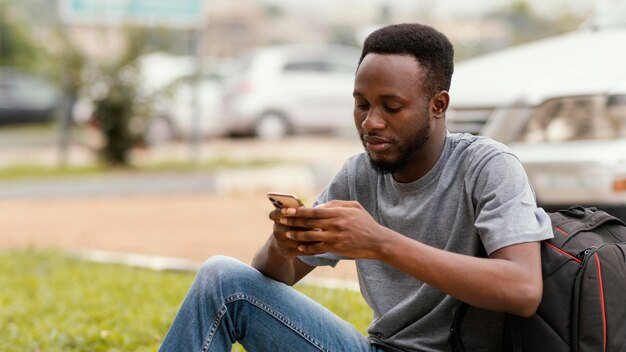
[0,250,371,351]
[0,122,57,136]
[0,158,291,181]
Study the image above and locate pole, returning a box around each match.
[189,15,206,164]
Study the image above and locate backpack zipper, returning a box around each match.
[577,248,595,265]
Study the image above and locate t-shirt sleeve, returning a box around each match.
[471,152,553,255]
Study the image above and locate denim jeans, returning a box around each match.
[159,255,384,352]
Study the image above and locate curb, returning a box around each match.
[0,165,322,199]
[70,249,360,292]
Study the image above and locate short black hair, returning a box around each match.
[359,23,454,98]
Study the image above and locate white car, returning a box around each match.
[73,52,227,144]
[481,90,626,222]
[146,73,224,144]
[448,3,626,221]
[218,44,361,139]
[448,3,626,134]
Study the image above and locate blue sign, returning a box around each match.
[61,0,205,27]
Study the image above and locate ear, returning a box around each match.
[430,91,450,119]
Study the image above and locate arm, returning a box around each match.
[280,202,543,317]
[251,207,315,286]
[380,228,542,317]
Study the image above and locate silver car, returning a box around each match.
[483,92,626,222]
[218,44,361,139]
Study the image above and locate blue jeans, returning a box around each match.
[159,256,384,352]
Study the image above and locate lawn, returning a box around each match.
[0,157,290,181]
[0,250,371,351]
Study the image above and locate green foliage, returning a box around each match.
[90,28,152,166]
[0,2,40,71]
[0,250,372,351]
[93,81,140,165]
[489,0,584,46]
[54,27,88,97]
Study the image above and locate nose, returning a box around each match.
[360,108,386,132]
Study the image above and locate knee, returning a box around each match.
[198,255,245,276]
[195,255,257,287]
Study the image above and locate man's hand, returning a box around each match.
[268,206,319,259]
[250,206,317,286]
[277,200,390,259]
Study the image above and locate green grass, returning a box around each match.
[0,250,371,351]
[0,122,57,135]
[0,164,109,181]
[0,158,291,181]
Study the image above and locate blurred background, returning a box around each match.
[1,0,626,281]
[0,0,608,156]
[2,0,626,350]
[1,0,625,280]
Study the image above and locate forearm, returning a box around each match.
[378,231,541,317]
[251,237,302,286]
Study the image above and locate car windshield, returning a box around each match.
[516,95,626,143]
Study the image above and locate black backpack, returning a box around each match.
[450,206,626,351]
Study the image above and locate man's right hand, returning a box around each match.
[250,207,316,285]
[268,207,316,259]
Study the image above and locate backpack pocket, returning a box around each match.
[574,244,626,352]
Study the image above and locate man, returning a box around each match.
[159,23,552,352]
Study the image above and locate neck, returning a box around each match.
[392,128,446,183]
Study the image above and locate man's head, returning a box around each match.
[359,23,454,100]
[354,23,454,182]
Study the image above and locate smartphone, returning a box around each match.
[267,192,305,209]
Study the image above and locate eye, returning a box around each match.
[354,99,370,111]
[384,105,402,113]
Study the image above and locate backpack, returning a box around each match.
[450,206,626,351]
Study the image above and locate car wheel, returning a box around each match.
[254,111,290,140]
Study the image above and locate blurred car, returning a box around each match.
[0,68,61,124]
[145,72,224,144]
[219,43,361,139]
[448,2,626,134]
[73,52,227,144]
[447,2,626,221]
[481,90,626,221]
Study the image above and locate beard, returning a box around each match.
[363,115,431,175]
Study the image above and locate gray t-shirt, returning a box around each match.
[298,132,553,352]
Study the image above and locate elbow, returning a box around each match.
[512,281,542,318]
[516,300,540,318]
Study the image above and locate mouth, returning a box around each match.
[363,135,392,153]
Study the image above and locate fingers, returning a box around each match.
[293,241,326,255]
[316,200,361,209]
[285,229,327,242]
[269,208,281,221]
[277,203,358,230]
[270,224,315,258]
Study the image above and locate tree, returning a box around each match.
[89,28,152,166]
[488,0,584,46]
[0,1,54,74]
